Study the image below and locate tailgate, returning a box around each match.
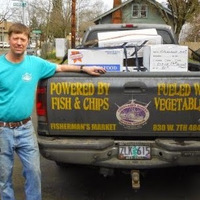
[43,72,200,137]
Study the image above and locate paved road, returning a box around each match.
[11,156,200,200]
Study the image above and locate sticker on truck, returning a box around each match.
[116,99,151,129]
[45,79,200,136]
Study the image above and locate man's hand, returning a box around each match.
[81,66,106,76]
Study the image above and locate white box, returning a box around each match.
[98,29,163,58]
[68,49,124,72]
[55,38,66,57]
[143,45,188,72]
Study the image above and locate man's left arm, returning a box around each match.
[56,64,106,76]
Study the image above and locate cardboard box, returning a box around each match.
[98,29,163,58]
[68,49,124,72]
[143,45,188,72]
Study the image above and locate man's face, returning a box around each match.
[9,32,29,56]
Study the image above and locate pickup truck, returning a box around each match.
[36,23,200,189]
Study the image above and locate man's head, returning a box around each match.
[8,23,30,57]
[8,23,30,39]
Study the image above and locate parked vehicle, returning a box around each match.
[0,41,10,48]
[26,45,35,55]
[36,23,200,189]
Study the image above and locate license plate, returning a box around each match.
[118,145,151,160]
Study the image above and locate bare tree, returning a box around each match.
[1,0,108,43]
[27,0,52,42]
[0,1,18,23]
[155,0,200,40]
[77,0,107,36]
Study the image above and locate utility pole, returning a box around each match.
[71,0,76,48]
[22,1,26,24]
[76,0,80,44]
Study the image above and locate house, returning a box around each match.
[0,21,13,43]
[94,0,173,26]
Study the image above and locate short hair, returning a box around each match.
[8,23,30,39]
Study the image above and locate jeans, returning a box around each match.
[0,120,41,200]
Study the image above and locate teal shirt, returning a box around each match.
[0,55,57,122]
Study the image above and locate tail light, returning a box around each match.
[36,86,47,117]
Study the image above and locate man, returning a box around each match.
[0,23,106,200]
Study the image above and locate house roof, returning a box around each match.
[94,0,172,23]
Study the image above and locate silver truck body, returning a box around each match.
[37,23,200,188]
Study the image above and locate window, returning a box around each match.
[132,4,148,18]
[141,5,148,18]
[132,4,139,18]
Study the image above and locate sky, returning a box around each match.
[105,0,167,9]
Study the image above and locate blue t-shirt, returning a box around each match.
[0,55,57,122]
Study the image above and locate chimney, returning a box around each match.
[112,0,122,24]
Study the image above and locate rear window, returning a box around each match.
[83,28,176,47]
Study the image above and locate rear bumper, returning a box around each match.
[38,136,200,169]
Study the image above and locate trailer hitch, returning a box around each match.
[131,170,140,189]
